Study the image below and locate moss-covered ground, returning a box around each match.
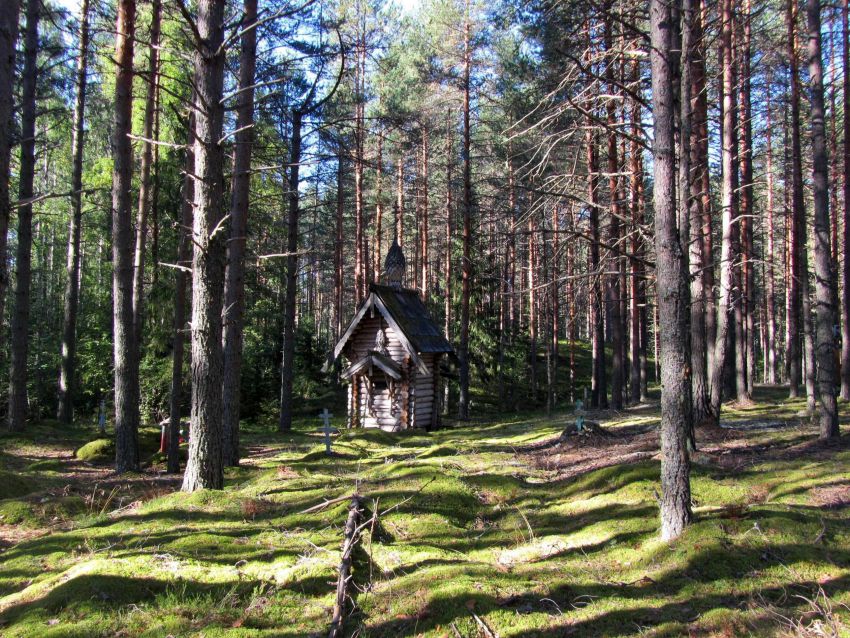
[1,386,849,637]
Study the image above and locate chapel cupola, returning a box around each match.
[382,240,406,289]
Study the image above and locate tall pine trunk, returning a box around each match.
[7,0,39,432]
[457,2,472,420]
[0,0,20,335]
[132,0,162,342]
[604,6,624,410]
[279,110,303,433]
[738,0,755,401]
[222,0,257,464]
[765,74,778,384]
[787,0,806,399]
[588,124,607,409]
[650,0,692,541]
[57,0,91,424]
[182,0,228,492]
[806,0,840,437]
[168,112,195,474]
[111,0,140,471]
[689,0,711,422]
[709,0,737,422]
[841,0,850,400]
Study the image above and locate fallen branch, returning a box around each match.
[329,495,363,638]
[299,494,353,515]
[472,611,498,637]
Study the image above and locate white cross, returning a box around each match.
[320,409,334,455]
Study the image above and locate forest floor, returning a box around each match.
[1,386,849,637]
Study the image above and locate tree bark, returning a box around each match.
[604,5,624,410]
[688,0,711,422]
[806,0,840,437]
[650,0,692,541]
[738,0,755,401]
[132,0,162,343]
[279,109,302,433]
[7,0,39,433]
[841,0,850,400]
[588,123,607,409]
[457,0,472,420]
[765,73,778,385]
[678,0,697,451]
[334,150,344,341]
[373,129,384,279]
[168,111,195,475]
[57,0,91,424]
[222,0,257,465]
[353,16,367,303]
[111,0,140,471]
[709,0,737,423]
[0,0,20,337]
[182,0,228,492]
[420,129,429,298]
[787,0,806,399]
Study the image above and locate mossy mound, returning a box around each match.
[75,438,114,462]
[0,500,36,526]
[25,459,64,472]
[0,470,33,500]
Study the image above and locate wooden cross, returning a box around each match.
[320,409,334,455]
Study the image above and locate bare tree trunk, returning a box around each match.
[353,15,366,303]
[678,0,697,451]
[395,155,404,244]
[57,0,91,424]
[787,0,806,399]
[7,0,39,433]
[688,0,710,422]
[650,0,692,541]
[738,0,755,401]
[629,57,644,405]
[373,129,383,279]
[222,0,257,465]
[182,0,227,492]
[604,6,624,410]
[0,0,20,335]
[444,123,453,413]
[806,0,840,438]
[420,129,429,298]
[841,0,850,400]
[132,0,161,343]
[111,0,140,470]
[279,110,303,433]
[168,112,195,474]
[588,124,607,409]
[528,215,537,398]
[457,0,472,420]
[709,0,737,422]
[334,150,344,340]
[765,73,778,384]
[550,204,560,411]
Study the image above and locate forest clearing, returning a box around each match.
[4,0,850,633]
[1,386,849,637]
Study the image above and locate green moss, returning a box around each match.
[25,459,64,472]
[0,500,36,526]
[1,390,849,637]
[75,438,114,462]
[0,470,33,500]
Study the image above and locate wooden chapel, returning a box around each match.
[327,241,454,430]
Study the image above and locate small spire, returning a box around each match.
[382,240,406,289]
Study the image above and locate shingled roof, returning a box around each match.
[370,284,453,354]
